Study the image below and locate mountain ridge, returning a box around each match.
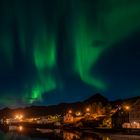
[0,93,139,118]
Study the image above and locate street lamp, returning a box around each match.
[124,105,130,111]
[76,111,81,116]
[15,115,19,119]
[85,107,91,116]
[123,105,130,123]
[68,110,72,114]
[86,107,90,112]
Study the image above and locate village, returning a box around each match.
[1,94,140,131]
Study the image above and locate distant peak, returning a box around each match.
[84,93,108,104]
[94,93,103,97]
[88,93,105,99]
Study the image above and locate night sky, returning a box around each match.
[0,0,140,107]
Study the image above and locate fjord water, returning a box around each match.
[0,130,104,140]
[0,127,140,140]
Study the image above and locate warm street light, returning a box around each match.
[15,114,23,120]
[15,115,19,119]
[18,115,23,119]
[75,111,81,116]
[19,126,23,131]
[124,105,130,111]
[68,110,72,114]
[86,107,90,112]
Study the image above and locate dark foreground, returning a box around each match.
[1,125,140,140]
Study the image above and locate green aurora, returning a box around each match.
[0,0,140,106]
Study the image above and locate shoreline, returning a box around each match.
[62,126,140,136]
[1,123,140,136]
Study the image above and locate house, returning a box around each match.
[122,98,140,128]
[112,97,140,128]
[129,99,140,123]
[63,113,74,123]
[112,109,129,128]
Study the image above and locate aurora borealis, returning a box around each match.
[0,0,140,107]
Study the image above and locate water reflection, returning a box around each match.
[9,125,23,132]
[109,135,140,140]
[63,131,81,140]
[62,130,109,140]
[19,126,23,132]
[1,126,140,140]
[4,132,31,140]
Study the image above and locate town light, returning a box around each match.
[68,110,72,114]
[15,115,19,119]
[15,114,23,120]
[86,107,90,112]
[76,111,81,116]
[19,126,23,131]
[124,105,130,111]
[19,115,23,119]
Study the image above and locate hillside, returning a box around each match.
[0,93,109,118]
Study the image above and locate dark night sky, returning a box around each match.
[0,0,140,107]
